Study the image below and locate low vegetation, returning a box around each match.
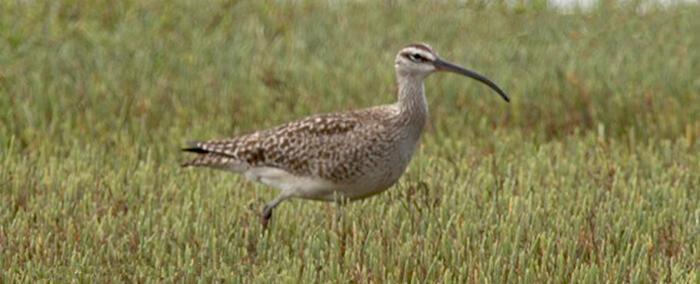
[1,0,697,282]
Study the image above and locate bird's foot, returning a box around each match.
[261,204,273,229]
[335,206,343,222]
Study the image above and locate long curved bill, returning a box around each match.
[433,59,510,102]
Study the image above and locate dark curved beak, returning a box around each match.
[433,59,510,102]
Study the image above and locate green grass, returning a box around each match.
[1,0,698,282]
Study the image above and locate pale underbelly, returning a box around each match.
[243,136,419,201]
[243,155,412,202]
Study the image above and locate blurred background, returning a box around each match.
[1,0,698,282]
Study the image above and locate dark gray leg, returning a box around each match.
[332,193,348,222]
[261,194,291,229]
[335,202,343,221]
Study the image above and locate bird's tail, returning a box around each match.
[182,141,209,154]
[180,141,242,171]
[180,141,209,167]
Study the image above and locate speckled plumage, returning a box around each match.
[181,43,509,227]
[183,106,409,185]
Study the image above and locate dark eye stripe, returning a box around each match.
[405,53,427,62]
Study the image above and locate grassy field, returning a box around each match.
[1,0,698,282]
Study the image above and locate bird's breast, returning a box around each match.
[333,130,421,199]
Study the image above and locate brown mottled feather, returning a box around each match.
[181,106,410,183]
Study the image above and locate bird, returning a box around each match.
[181,43,509,228]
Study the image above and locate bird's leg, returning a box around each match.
[332,192,348,223]
[335,203,343,221]
[261,204,274,228]
[261,193,291,229]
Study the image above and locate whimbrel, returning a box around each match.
[181,43,509,227]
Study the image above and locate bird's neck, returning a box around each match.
[395,74,428,136]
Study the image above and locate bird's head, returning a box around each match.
[394,43,509,102]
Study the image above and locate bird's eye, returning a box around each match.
[408,54,423,62]
[405,53,426,62]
